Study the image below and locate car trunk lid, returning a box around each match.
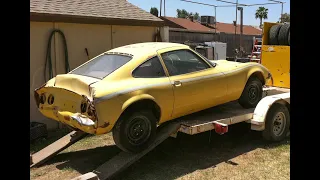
[53,74,100,100]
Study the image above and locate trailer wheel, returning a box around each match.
[238,77,263,108]
[278,24,290,46]
[268,24,282,45]
[262,103,290,141]
[112,110,157,153]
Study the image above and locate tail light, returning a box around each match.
[39,94,46,104]
[47,94,55,105]
[80,102,87,113]
[213,122,228,135]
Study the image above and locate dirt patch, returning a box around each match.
[30,123,290,180]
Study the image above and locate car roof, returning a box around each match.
[107,42,190,57]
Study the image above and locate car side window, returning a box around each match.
[132,56,166,78]
[161,49,210,76]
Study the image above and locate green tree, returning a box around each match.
[194,12,200,21]
[255,7,268,28]
[278,13,290,23]
[150,7,159,17]
[177,9,189,18]
[177,9,200,20]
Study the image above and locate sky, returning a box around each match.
[128,0,290,26]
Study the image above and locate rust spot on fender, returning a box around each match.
[100,122,110,128]
[64,116,70,121]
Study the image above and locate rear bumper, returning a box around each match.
[35,86,114,135]
[39,107,97,134]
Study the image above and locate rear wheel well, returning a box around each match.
[121,99,161,123]
[249,71,265,85]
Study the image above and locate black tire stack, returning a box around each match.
[268,23,290,46]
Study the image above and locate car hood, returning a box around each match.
[210,60,244,68]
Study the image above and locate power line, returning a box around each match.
[180,0,216,7]
[215,0,246,6]
[178,0,284,8]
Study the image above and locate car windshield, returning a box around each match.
[195,51,216,66]
[69,54,132,79]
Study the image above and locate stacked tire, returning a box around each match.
[268,23,290,46]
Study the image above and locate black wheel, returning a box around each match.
[278,24,290,45]
[238,77,263,109]
[262,103,290,141]
[112,110,157,153]
[268,24,282,45]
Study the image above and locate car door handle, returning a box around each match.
[173,81,182,87]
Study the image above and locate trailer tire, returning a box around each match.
[278,24,290,45]
[268,24,282,45]
[238,77,263,108]
[262,103,290,141]
[112,110,157,153]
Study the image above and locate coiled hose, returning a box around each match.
[44,29,70,82]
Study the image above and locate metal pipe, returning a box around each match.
[281,2,283,22]
[215,6,217,35]
[234,0,238,52]
[238,7,243,50]
[164,0,166,16]
[160,0,162,17]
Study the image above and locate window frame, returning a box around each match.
[160,49,214,77]
[131,55,168,78]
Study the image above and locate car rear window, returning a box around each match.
[69,54,132,79]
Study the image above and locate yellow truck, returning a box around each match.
[31,22,290,180]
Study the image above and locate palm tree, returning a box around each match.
[255,7,268,28]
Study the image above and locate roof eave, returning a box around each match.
[30,12,164,27]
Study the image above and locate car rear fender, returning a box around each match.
[122,94,157,111]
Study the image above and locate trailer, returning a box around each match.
[30,88,290,180]
[30,21,290,180]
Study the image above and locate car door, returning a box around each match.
[131,55,174,123]
[157,48,227,118]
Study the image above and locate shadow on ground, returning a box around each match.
[33,122,289,179]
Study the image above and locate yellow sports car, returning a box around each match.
[34,42,271,152]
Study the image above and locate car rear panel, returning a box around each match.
[35,85,98,134]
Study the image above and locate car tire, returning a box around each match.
[112,110,157,153]
[278,24,290,46]
[238,77,263,109]
[262,103,290,141]
[268,24,282,45]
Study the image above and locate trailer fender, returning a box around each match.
[251,92,290,131]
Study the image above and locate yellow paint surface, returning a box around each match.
[35,42,271,135]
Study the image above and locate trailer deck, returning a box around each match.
[31,87,290,180]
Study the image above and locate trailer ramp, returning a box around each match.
[30,130,87,168]
[73,122,181,180]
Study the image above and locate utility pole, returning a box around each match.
[238,7,243,51]
[160,0,162,17]
[164,0,166,16]
[214,6,217,41]
[280,2,283,22]
[234,0,238,56]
